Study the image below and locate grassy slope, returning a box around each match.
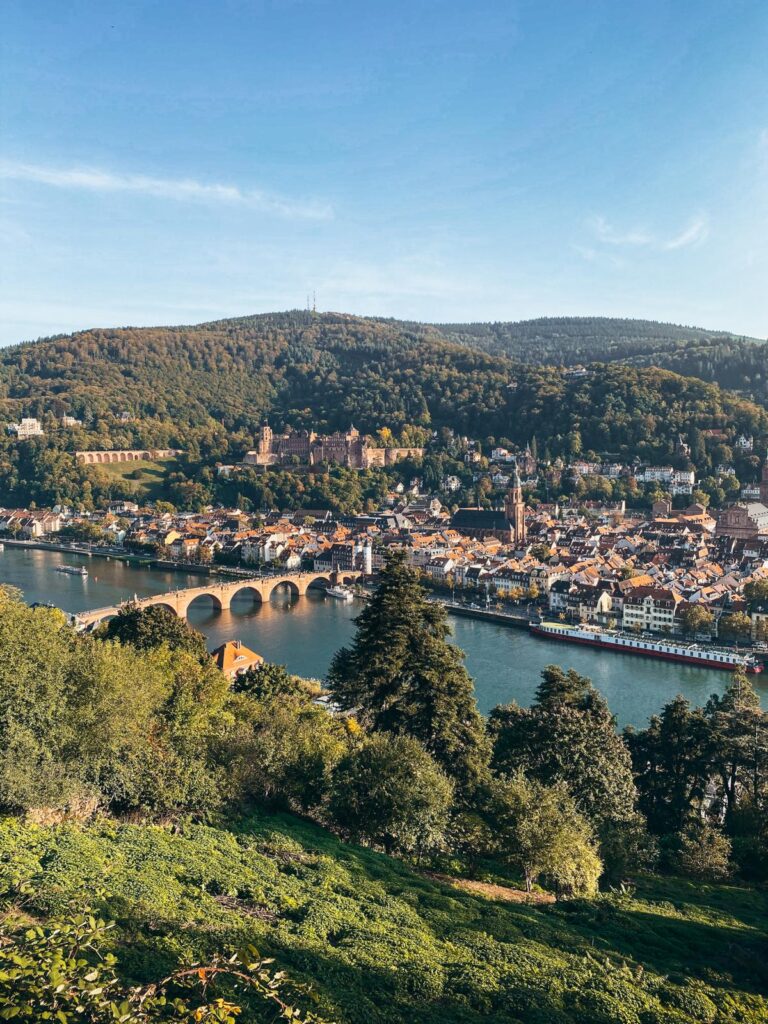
[86,458,178,501]
[2,812,765,1024]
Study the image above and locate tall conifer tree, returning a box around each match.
[328,550,489,796]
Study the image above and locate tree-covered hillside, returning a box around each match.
[1,311,766,508]
[438,317,768,406]
[1,307,768,507]
[0,312,495,435]
[1,312,766,445]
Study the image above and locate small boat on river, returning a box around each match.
[326,584,354,602]
[55,564,89,578]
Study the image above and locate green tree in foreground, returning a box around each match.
[328,550,489,797]
[329,732,454,857]
[674,820,733,881]
[96,602,210,663]
[232,660,310,700]
[705,671,768,826]
[488,773,602,896]
[625,694,710,836]
[488,665,637,830]
[221,684,347,813]
[0,587,228,817]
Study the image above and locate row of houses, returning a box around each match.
[3,478,768,638]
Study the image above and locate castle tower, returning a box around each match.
[504,459,526,546]
[761,450,768,505]
[258,421,273,456]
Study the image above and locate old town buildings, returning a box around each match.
[6,472,768,641]
[715,453,768,541]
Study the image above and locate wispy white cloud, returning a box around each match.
[588,213,709,252]
[661,216,709,250]
[0,160,333,221]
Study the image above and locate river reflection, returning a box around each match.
[2,545,766,726]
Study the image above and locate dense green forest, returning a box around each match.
[2,558,768,1021]
[438,317,768,406]
[2,312,766,439]
[0,312,476,434]
[1,312,766,509]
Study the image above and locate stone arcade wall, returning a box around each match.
[75,448,183,465]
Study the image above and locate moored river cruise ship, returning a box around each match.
[529,620,763,674]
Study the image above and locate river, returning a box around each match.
[2,544,764,726]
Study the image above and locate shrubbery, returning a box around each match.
[1,549,768,1021]
[1,814,765,1024]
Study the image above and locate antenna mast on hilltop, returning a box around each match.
[312,290,317,314]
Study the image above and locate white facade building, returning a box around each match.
[8,417,44,439]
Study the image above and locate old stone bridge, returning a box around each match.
[76,570,361,629]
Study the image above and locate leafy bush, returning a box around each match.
[329,733,454,857]
[674,822,732,881]
[0,908,327,1022]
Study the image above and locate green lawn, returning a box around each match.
[86,458,178,501]
[1,812,765,1024]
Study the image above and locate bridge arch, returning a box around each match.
[306,575,332,592]
[264,578,301,601]
[86,611,120,631]
[229,584,264,612]
[151,601,180,617]
[185,592,225,615]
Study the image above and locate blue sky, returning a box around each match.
[1,0,767,344]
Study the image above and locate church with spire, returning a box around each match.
[715,450,768,540]
[450,460,527,546]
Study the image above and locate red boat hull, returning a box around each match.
[529,625,762,673]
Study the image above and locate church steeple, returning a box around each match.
[504,458,526,547]
[760,449,768,505]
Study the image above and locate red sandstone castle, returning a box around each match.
[242,423,423,470]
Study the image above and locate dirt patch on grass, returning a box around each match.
[427,872,556,904]
[213,894,278,921]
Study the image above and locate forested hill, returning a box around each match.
[436,317,768,406]
[0,311,486,434]
[1,311,766,453]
